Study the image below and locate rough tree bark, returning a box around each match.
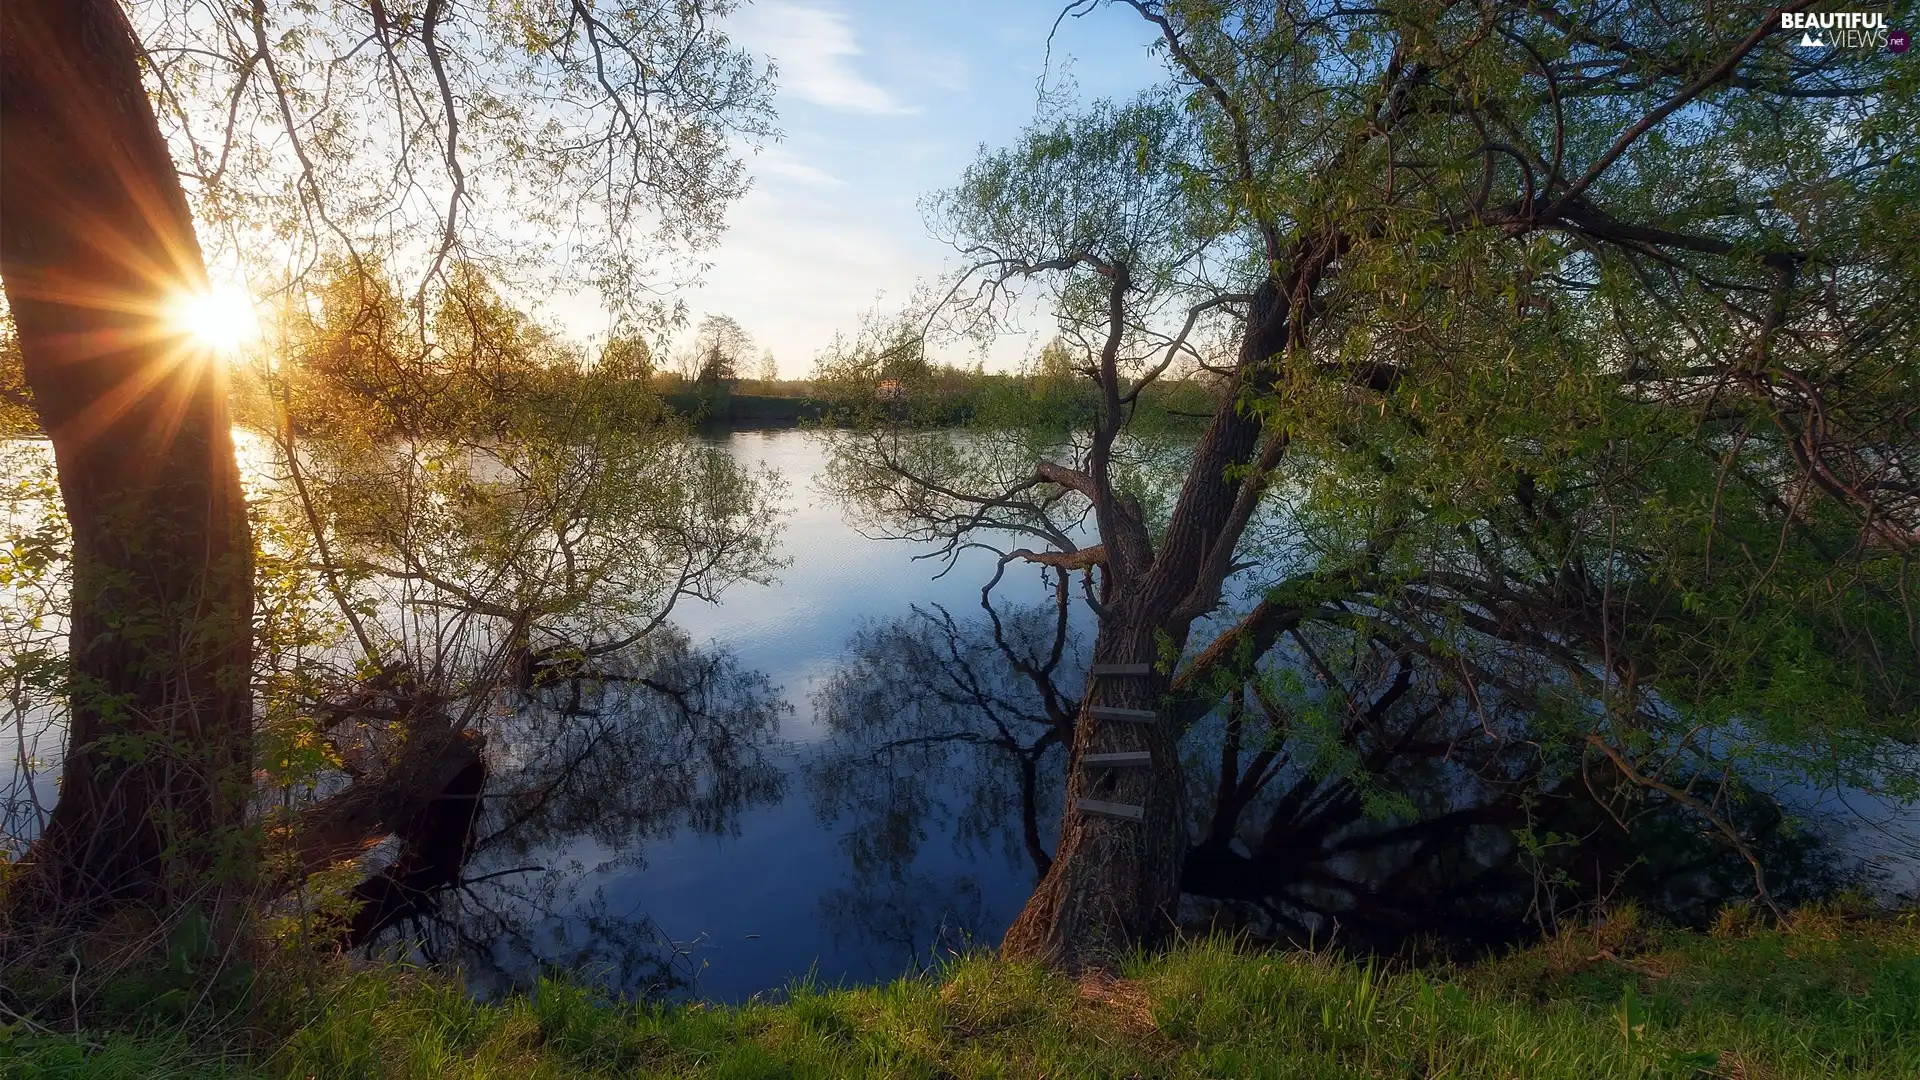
[1002,283,1295,968]
[0,0,254,917]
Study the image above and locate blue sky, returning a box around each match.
[666,0,1167,376]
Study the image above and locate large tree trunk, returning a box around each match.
[0,0,254,917]
[341,749,488,946]
[1003,285,1294,969]
[1000,617,1187,967]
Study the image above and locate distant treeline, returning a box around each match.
[660,382,826,428]
[656,368,1219,431]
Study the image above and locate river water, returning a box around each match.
[442,429,1089,1001]
[446,429,1920,1002]
[0,430,1080,1001]
[5,429,1916,1002]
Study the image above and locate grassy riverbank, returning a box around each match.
[7,906,1916,1079]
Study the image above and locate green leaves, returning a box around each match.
[164,907,212,980]
[1615,982,1724,1079]
[138,0,775,324]
[1617,982,1647,1055]
[931,89,1209,320]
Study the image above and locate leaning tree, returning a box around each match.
[1,0,254,918]
[0,0,773,922]
[823,0,1919,970]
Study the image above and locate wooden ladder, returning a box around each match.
[1075,663,1155,822]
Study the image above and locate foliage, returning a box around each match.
[0,440,65,858]
[253,260,788,646]
[689,315,754,387]
[0,319,32,436]
[5,913,1917,1078]
[818,0,1920,925]
[240,259,788,901]
[4,260,789,983]
[597,335,655,385]
[131,0,775,329]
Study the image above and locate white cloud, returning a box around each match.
[876,34,969,97]
[752,146,844,188]
[675,184,924,370]
[733,1,915,115]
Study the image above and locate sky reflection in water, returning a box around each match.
[454,430,1085,1002]
[369,429,1920,1001]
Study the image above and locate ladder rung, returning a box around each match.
[1076,798,1145,822]
[1090,663,1152,676]
[1084,751,1151,767]
[1089,706,1156,723]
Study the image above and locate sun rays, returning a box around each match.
[165,282,260,358]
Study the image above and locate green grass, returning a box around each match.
[5,908,1916,1079]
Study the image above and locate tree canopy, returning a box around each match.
[133,0,775,329]
[0,0,780,938]
[822,0,1920,965]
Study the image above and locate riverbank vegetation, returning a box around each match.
[7,906,1916,1079]
[654,326,1219,430]
[2,0,1916,1074]
[1,0,796,1000]
[816,0,1920,968]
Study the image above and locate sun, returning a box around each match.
[167,282,260,356]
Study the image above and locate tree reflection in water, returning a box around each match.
[348,627,789,999]
[347,578,1849,993]
[808,573,1846,966]
[809,596,1079,970]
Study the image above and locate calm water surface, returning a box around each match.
[458,430,1087,1001]
[7,431,1915,1000]
[448,430,1920,1001]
